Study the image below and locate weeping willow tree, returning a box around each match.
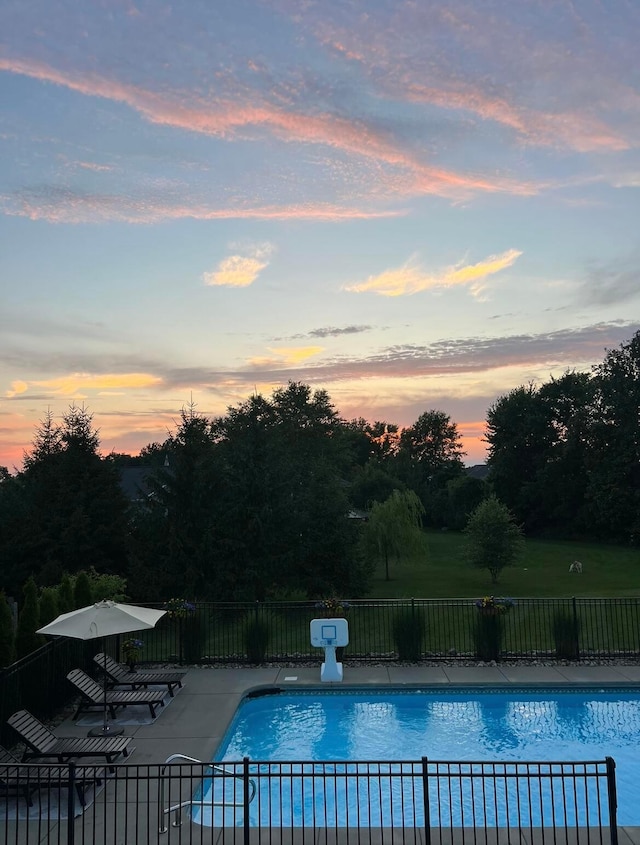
[363,490,426,581]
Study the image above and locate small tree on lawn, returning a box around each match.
[464,495,524,584]
[364,489,426,581]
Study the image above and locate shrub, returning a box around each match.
[244,614,271,664]
[552,610,580,660]
[182,610,206,663]
[86,568,128,602]
[473,614,504,662]
[392,607,425,662]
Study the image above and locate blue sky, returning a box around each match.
[1,0,639,467]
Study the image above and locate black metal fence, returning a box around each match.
[129,596,640,665]
[0,756,618,845]
[2,597,640,746]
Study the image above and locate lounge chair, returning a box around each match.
[0,744,103,806]
[94,652,186,697]
[7,710,131,764]
[66,669,166,720]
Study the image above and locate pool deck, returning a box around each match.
[49,663,640,844]
[113,662,640,769]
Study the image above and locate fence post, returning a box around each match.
[243,756,251,845]
[571,596,580,661]
[67,760,76,845]
[422,756,430,845]
[605,756,618,845]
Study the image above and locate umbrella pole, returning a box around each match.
[87,637,124,738]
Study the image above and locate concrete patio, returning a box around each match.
[8,662,640,844]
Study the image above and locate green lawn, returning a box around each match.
[368,531,640,599]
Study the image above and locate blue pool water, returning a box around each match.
[196,687,640,827]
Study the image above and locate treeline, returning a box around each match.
[486,330,640,541]
[0,383,471,603]
[0,330,638,605]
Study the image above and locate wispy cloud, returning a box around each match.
[345,249,522,297]
[0,54,538,211]
[309,325,374,338]
[0,187,402,224]
[248,346,324,368]
[203,243,275,288]
[579,252,640,306]
[5,373,162,398]
[152,322,640,389]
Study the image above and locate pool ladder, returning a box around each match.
[159,753,257,833]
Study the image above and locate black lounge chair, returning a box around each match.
[0,744,103,806]
[94,652,186,697]
[66,669,166,720]
[7,710,131,764]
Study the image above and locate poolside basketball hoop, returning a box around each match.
[310,617,349,682]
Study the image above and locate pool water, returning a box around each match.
[199,687,640,827]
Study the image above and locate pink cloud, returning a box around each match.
[403,83,630,153]
[0,55,538,202]
[1,190,404,224]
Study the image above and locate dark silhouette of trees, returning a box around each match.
[0,405,129,595]
[486,329,640,542]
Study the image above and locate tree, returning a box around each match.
[586,331,640,541]
[207,383,367,600]
[464,495,524,584]
[129,403,222,600]
[57,573,74,614]
[74,570,93,608]
[398,410,465,475]
[363,490,426,581]
[349,462,403,510]
[38,586,59,627]
[535,371,595,534]
[485,384,553,529]
[9,405,130,588]
[0,591,15,667]
[394,410,465,525]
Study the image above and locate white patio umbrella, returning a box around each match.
[37,600,166,737]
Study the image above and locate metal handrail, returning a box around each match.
[159,753,256,833]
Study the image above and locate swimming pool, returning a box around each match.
[195,686,640,827]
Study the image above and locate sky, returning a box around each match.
[1,0,639,470]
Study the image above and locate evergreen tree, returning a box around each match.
[14,405,130,586]
[0,591,16,667]
[38,586,59,627]
[74,570,93,608]
[57,572,74,613]
[15,576,41,659]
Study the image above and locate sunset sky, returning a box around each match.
[1,0,639,469]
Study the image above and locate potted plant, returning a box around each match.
[164,598,196,619]
[164,598,201,663]
[121,637,143,672]
[473,596,514,661]
[314,597,350,618]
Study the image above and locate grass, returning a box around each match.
[133,532,640,662]
[368,530,640,599]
